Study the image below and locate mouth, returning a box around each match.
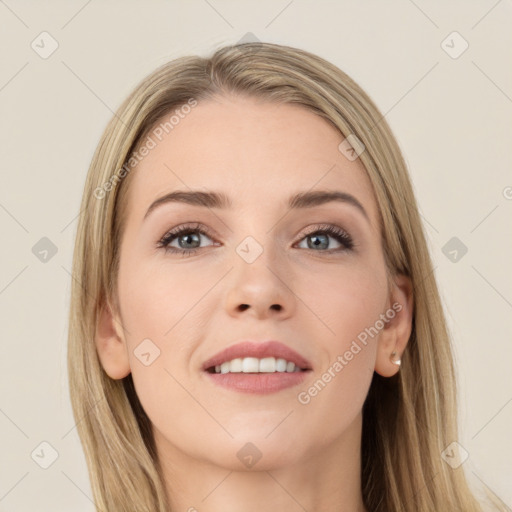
[205,356,309,374]
[202,340,312,394]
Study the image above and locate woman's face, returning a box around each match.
[99,94,410,472]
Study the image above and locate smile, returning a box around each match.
[207,356,307,374]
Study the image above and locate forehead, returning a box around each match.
[124,95,379,228]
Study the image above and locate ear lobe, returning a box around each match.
[95,299,131,380]
[374,273,414,378]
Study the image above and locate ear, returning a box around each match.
[95,297,131,380]
[374,273,414,378]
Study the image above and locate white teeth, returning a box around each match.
[229,358,243,372]
[259,357,275,372]
[211,357,303,374]
[275,358,287,372]
[242,357,259,373]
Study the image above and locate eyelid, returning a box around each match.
[298,222,350,238]
[158,222,349,241]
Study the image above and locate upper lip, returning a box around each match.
[202,340,312,371]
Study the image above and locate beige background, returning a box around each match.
[1,1,511,510]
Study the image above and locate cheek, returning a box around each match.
[118,254,211,344]
[292,259,385,428]
[116,255,215,416]
[294,255,387,347]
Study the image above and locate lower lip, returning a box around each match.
[204,371,310,394]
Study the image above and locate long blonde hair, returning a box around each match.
[68,41,493,511]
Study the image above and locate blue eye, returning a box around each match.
[157,222,354,257]
[157,223,216,257]
[296,224,354,252]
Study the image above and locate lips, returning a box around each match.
[202,340,312,372]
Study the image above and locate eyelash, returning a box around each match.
[156,222,355,257]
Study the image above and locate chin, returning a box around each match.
[203,434,309,472]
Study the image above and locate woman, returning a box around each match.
[67,41,497,511]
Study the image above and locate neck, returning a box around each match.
[154,414,367,512]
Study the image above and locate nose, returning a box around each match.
[224,247,296,321]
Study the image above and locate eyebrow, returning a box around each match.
[143,189,369,223]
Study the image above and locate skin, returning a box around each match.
[95,94,413,512]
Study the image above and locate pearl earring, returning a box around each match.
[390,351,401,366]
